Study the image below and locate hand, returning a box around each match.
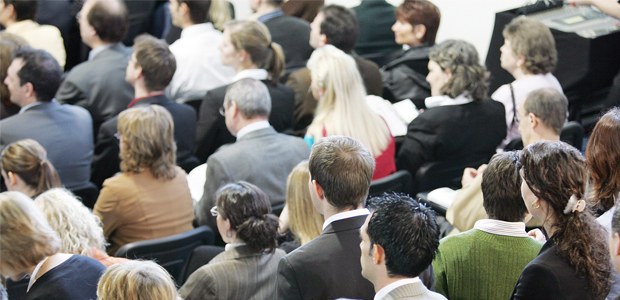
[565,0,593,6]
[460,164,488,187]
[528,228,547,243]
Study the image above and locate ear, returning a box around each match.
[179,2,190,16]
[312,179,325,200]
[319,34,328,47]
[413,24,427,41]
[229,100,239,118]
[529,112,539,129]
[372,244,385,265]
[614,233,620,256]
[23,82,35,98]
[516,54,526,69]
[135,65,144,80]
[6,171,19,187]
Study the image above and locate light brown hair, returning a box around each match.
[132,34,176,92]
[586,108,620,212]
[97,260,178,300]
[503,16,557,74]
[286,161,323,245]
[0,139,61,197]
[395,0,441,45]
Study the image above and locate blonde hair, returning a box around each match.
[307,45,391,156]
[97,260,179,300]
[209,0,232,31]
[0,191,60,276]
[118,105,177,180]
[34,188,107,256]
[0,139,61,197]
[286,161,323,245]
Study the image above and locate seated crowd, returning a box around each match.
[1,0,620,299]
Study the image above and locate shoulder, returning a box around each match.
[491,83,511,101]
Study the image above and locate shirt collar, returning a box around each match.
[88,44,113,61]
[322,208,369,231]
[181,22,216,38]
[424,93,474,108]
[232,69,269,82]
[225,242,247,252]
[257,9,284,23]
[374,277,420,300]
[473,219,529,237]
[19,101,44,114]
[236,120,271,140]
[127,92,165,108]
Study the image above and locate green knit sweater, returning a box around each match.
[432,229,542,300]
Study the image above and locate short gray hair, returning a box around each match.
[523,88,568,135]
[224,78,271,118]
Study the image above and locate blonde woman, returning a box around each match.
[97,260,179,300]
[306,45,395,180]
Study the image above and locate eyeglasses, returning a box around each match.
[218,106,225,116]
[210,206,218,217]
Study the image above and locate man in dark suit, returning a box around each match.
[91,35,198,187]
[276,136,375,300]
[0,48,93,190]
[55,0,134,137]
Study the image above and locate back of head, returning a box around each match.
[5,0,38,21]
[117,105,177,180]
[224,78,271,119]
[209,0,231,30]
[366,193,439,278]
[216,181,279,252]
[429,39,489,101]
[13,47,62,102]
[503,16,557,74]
[0,191,60,277]
[132,34,176,92]
[482,151,526,222]
[286,160,323,244]
[395,0,441,45]
[586,107,620,212]
[179,0,212,24]
[86,0,129,44]
[523,88,568,135]
[34,188,106,256]
[309,136,375,209]
[0,139,61,197]
[320,5,358,53]
[97,260,178,300]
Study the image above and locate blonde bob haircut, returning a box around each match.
[286,161,323,245]
[307,45,391,156]
[34,188,107,256]
[0,191,60,277]
[118,105,177,181]
[97,260,179,300]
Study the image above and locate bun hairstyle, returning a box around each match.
[215,181,279,252]
[0,139,61,197]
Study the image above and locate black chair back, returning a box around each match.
[179,245,225,285]
[70,182,99,209]
[368,170,413,198]
[560,121,585,150]
[413,156,490,195]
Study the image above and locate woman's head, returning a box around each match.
[0,139,61,197]
[393,0,440,47]
[586,108,620,212]
[117,105,177,180]
[34,188,107,256]
[221,20,284,83]
[501,16,557,75]
[286,161,323,245]
[97,260,178,300]
[427,39,489,101]
[0,191,60,280]
[214,181,279,252]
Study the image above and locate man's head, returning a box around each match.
[126,35,176,92]
[309,5,358,52]
[0,0,37,25]
[360,194,439,285]
[501,16,557,75]
[222,78,271,136]
[78,0,128,47]
[481,151,527,222]
[518,87,567,146]
[3,47,61,106]
[169,0,211,28]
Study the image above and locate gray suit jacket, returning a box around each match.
[180,246,286,300]
[196,126,309,228]
[0,101,94,190]
[380,280,447,300]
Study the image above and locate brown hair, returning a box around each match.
[395,0,441,45]
[97,260,178,300]
[523,88,568,135]
[86,0,128,43]
[482,151,526,222]
[503,16,557,74]
[286,161,323,245]
[0,139,61,197]
[586,108,620,212]
[0,32,27,117]
[132,34,176,92]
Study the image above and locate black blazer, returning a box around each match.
[264,14,313,74]
[195,80,294,162]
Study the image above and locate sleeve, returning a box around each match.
[179,268,217,300]
[91,120,120,188]
[396,114,437,176]
[196,157,229,228]
[490,84,513,128]
[432,245,450,299]
[277,256,303,300]
[510,262,560,300]
[93,182,122,240]
[195,90,225,162]
[55,76,88,107]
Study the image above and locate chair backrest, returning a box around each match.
[560,121,584,151]
[368,170,413,198]
[114,226,215,285]
[413,156,490,194]
[70,182,99,209]
[178,245,225,285]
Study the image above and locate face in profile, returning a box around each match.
[359,213,374,282]
[391,19,417,46]
[500,39,519,74]
[219,31,239,68]
[426,60,450,97]
[309,12,324,49]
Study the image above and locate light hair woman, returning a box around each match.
[306,44,395,180]
[97,260,179,300]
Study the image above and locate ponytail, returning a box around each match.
[266,42,285,84]
[35,159,62,197]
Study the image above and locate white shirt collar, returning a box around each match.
[322,208,369,231]
[88,44,113,61]
[424,93,474,108]
[232,69,269,82]
[374,277,420,300]
[19,101,43,114]
[181,22,216,38]
[236,120,270,140]
[224,242,246,252]
[473,219,528,237]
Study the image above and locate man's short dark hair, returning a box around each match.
[523,88,568,135]
[179,0,211,24]
[132,35,176,91]
[481,151,527,222]
[366,193,439,278]
[320,5,358,53]
[13,47,62,102]
[87,0,128,43]
[309,136,374,209]
[4,0,37,21]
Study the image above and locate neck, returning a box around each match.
[374,275,410,293]
[3,18,17,27]
[511,67,528,80]
[235,117,268,133]
[256,5,278,16]
[89,39,112,50]
[235,62,258,73]
[134,84,162,99]
[322,202,362,220]
[526,131,560,146]
[180,18,195,29]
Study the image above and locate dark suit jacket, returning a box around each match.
[194,80,294,162]
[91,94,198,187]
[0,101,93,190]
[263,12,313,75]
[277,214,375,300]
[396,100,506,177]
[352,0,401,57]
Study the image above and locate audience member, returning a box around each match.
[287,4,383,135]
[362,194,445,300]
[0,191,105,299]
[91,34,198,188]
[281,0,322,23]
[56,0,134,136]
[0,0,66,68]
[491,17,562,149]
[0,139,61,198]
[381,0,440,108]
[166,0,234,103]
[611,208,620,273]
[195,20,294,161]
[0,32,27,119]
[277,136,375,299]
[511,141,612,299]
[352,0,401,64]
[195,78,308,236]
[97,260,179,300]
[181,182,285,300]
[434,151,542,299]
[0,47,93,190]
[94,105,194,254]
[209,0,233,31]
[396,40,506,177]
[305,45,396,180]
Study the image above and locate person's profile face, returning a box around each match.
[359,213,374,281]
[500,38,519,74]
[309,12,324,49]
[4,59,27,106]
[219,30,239,68]
[426,60,450,97]
[391,19,417,46]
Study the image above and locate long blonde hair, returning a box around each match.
[286,161,323,245]
[306,45,390,156]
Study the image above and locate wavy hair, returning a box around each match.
[97,260,178,300]
[503,16,557,74]
[0,139,61,197]
[286,161,323,245]
[586,108,620,212]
